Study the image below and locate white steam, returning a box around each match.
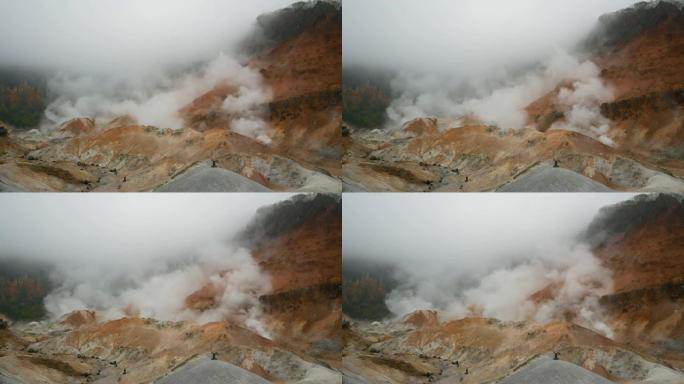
[0,193,297,338]
[344,194,637,339]
[387,50,616,145]
[0,0,294,143]
[550,76,615,146]
[45,54,274,143]
[386,243,614,338]
[222,83,273,145]
[44,244,272,338]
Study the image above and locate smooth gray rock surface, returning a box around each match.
[341,370,370,384]
[341,177,368,192]
[156,358,272,384]
[0,370,27,384]
[156,164,270,192]
[498,165,612,192]
[497,357,615,384]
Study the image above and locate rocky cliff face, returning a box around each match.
[0,259,52,321]
[590,1,684,154]
[246,194,342,352]
[182,0,342,172]
[583,194,684,366]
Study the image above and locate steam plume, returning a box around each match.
[0,193,296,337]
[343,193,636,337]
[0,0,294,142]
[387,50,616,144]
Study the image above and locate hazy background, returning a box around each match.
[0,0,292,74]
[343,193,637,336]
[343,0,637,137]
[0,0,294,139]
[343,0,635,74]
[0,193,294,336]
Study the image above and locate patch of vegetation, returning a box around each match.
[239,193,341,247]
[343,276,392,320]
[581,193,684,247]
[242,0,341,54]
[342,258,398,320]
[581,0,684,54]
[343,85,390,129]
[0,69,48,128]
[0,83,46,128]
[0,259,52,321]
[342,67,394,129]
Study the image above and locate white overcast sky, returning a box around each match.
[343,0,638,74]
[343,193,636,271]
[0,0,293,74]
[0,193,294,266]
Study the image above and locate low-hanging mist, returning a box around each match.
[344,0,635,142]
[0,193,295,337]
[387,50,616,145]
[0,0,294,142]
[343,193,637,337]
[44,54,274,143]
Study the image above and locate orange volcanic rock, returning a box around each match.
[529,281,563,305]
[584,194,684,365]
[255,5,341,103]
[525,81,575,131]
[180,83,239,132]
[180,3,341,172]
[60,310,97,328]
[346,103,684,192]
[2,124,281,191]
[401,310,440,329]
[50,317,284,382]
[592,4,684,101]
[344,317,626,384]
[592,2,684,152]
[592,196,684,294]
[254,4,342,170]
[184,282,221,312]
[402,118,439,137]
[59,118,96,136]
[407,318,616,355]
[248,195,341,345]
[252,198,341,294]
[522,2,684,156]
[525,3,684,152]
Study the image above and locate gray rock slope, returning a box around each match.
[156,164,270,192]
[0,370,26,384]
[498,165,613,192]
[0,178,26,192]
[497,357,615,384]
[156,358,272,384]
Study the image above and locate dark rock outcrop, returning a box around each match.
[582,0,684,54]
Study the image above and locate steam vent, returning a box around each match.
[1,1,684,384]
